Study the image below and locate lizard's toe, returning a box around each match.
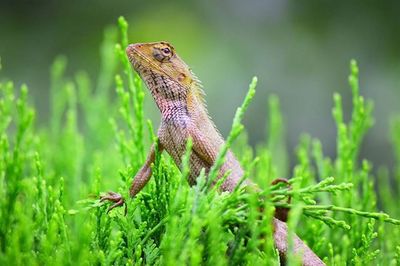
[100,191,121,202]
[100,192,127,214]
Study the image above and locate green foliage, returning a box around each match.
[0,16,400,265]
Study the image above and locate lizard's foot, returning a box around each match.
[100,191,127,215]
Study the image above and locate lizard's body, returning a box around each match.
[127,42,243,194]
[102,42,324,266]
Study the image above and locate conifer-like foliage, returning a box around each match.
[0,17,399,265]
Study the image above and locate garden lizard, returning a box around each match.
[101,41,325,266]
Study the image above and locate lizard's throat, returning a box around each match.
[152,93,188,114]
[142,72,189,112]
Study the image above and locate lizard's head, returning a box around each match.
[126,42,194,90]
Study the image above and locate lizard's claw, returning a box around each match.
[100,192,127,215]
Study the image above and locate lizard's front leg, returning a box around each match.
[129,143,163,197]
[100,142,163,213]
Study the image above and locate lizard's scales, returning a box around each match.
[117,42,325,266]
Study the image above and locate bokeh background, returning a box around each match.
[1,0,400,172]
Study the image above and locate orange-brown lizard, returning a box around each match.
[101,41,325,266]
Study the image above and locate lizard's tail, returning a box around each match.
[244,178,325,265]
[273,217,326,266]
[258,178,325,265]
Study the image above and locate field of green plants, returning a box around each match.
[1,17,400,265]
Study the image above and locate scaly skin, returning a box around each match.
[101,41,325,266]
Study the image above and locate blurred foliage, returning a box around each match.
[1,1,400,170]
[0,16,400,265]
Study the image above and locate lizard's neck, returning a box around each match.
[142,69,209,121]
[151,83,209,122]
[145,76,191,120]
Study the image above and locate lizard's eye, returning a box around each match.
[153,47,173,62]
[162,47,171,54]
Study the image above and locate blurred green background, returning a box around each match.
[1,0,399,171]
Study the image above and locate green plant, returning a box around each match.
[0,16,399,265]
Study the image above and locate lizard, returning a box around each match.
[101,41,325,266]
